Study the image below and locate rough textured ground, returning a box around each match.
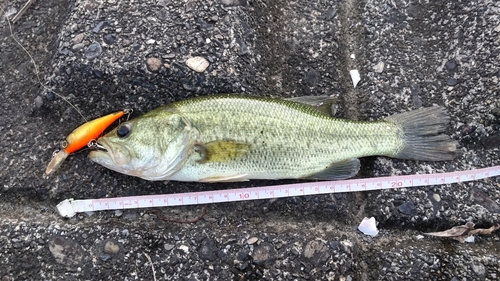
[1,0,499,280]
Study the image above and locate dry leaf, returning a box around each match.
[424,222,500,243]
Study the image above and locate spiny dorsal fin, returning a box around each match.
[285,95,337,116]
[304,158,360,180]
[197,140,251,164]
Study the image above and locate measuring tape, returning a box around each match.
[57,166,500,217]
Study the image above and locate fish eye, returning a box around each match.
[117,124,131,138]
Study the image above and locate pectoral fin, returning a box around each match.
[305,158,360,180]
[199,174,250,182]
[197,140,251,164]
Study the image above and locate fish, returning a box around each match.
[89,94,459,182]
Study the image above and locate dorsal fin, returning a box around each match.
[285,95,337,116]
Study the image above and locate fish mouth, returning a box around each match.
[88,139,112,162]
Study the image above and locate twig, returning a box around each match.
[149,206,208,224]
[143,252,157,281]
[11,0,35,23]
[4,6,87,122]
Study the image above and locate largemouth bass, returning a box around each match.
[89,95,458,182]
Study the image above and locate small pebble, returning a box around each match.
[59,48,69,55]
[146,39,156,45]
[247,237,259,245]
[114,210,123,217]
[85,43,102,59]
[164,244,174,251]
[104,240,121,254]
[432,193,441,202]
[186,56,209,73]
[146,57,163,72]
[73,33,84,44]
[72,43,85,51]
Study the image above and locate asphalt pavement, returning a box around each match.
[1,0,499,280]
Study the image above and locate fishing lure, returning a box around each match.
[45,109,131,175]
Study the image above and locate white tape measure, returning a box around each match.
[57,166,500,217]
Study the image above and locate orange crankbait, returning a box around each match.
[45,110,130,175]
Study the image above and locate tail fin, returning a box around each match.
[385,106,459,161]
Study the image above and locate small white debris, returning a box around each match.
[373,61,385,73]
[350,53,356,59]
[494,23,500,33]
[349,69,361,88]
[178,244,189,254]
[146,39,156,45]
[415,235,425,240]
[186,56,210,73]
[358,217,379,237]
[464,236,475,243]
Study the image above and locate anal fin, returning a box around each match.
[304,158,360,180]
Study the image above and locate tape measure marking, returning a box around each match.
[57,166,500,217]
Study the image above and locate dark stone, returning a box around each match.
[251,243,277,265]
[445,59,457,71]
[236,250,250,261]
[48,235,84,267]
[221,0,247,7]
[92,69,104,78]
[482,132,500,149]
[237,39,249,55]
[93,21,111,33]
[306,69,319,86]
[288,196,302,204]
[198,238,216,261]
[446,78,458,86]
[398,201,417,215]
[103,34,116,45]
[491,108,500,118]
[470,188,500,213]
[99,253,112,261]
[303,240,330,265]
[325,8,336,21]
